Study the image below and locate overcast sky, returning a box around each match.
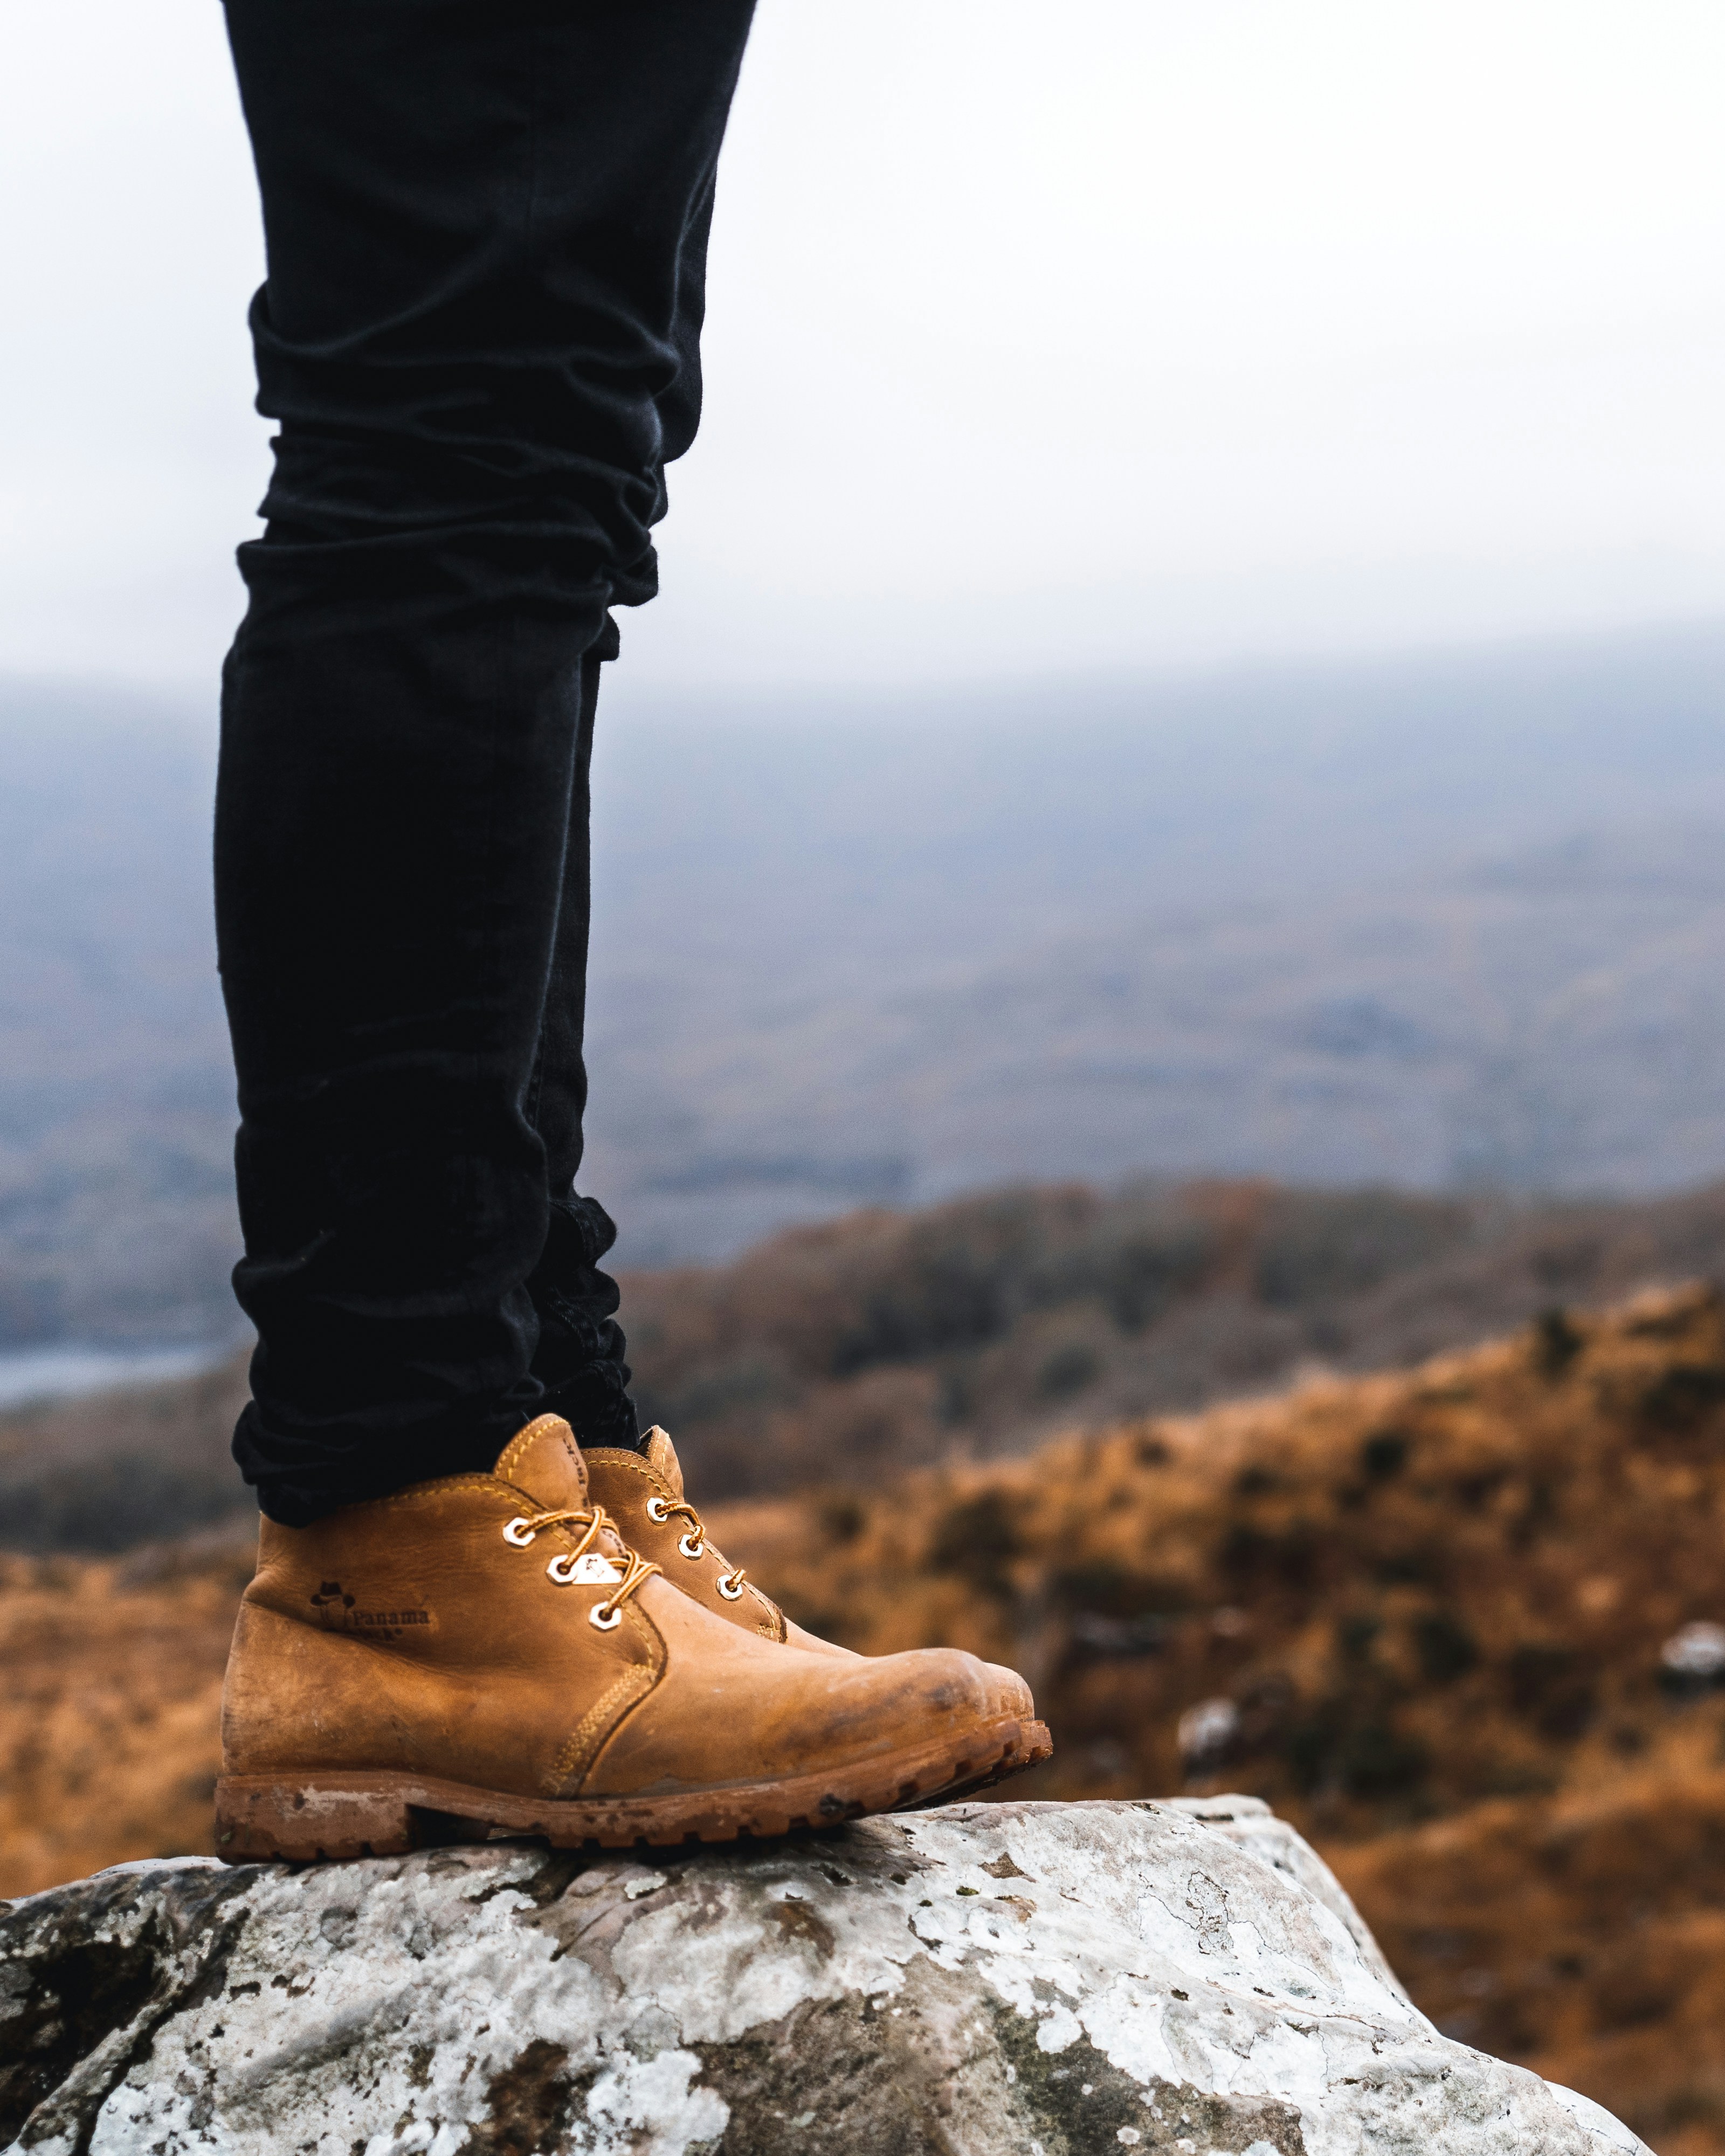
[2,0,1722,697]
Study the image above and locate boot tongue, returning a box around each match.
[494,1414,590,1512]
[640,1426,684,1501]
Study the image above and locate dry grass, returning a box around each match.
[707,1280,1725,2153]
[7,1284,1725,2150]
[1334,1774,1725,2156]
[0,1536,250,1898]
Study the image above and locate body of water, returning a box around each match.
[0,1343,230,1413]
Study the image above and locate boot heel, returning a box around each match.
[215,1774,417,1862]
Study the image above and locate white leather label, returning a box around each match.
[567,1553,623,1585]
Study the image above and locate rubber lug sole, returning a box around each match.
[215,1713,1047,1862]
[897,1717,1053,1809]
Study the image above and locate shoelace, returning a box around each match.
[645,1494,748,1602]
[501,1503,659,1630]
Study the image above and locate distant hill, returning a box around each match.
[10,1171,1725,1546]
[626,1173,1725,1495]
[3,619,1725,1344]
[586,618,1725,1259]
[0,685,233,1349]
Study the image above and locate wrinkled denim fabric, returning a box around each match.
[216,0,756,1522]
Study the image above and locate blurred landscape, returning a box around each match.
[9,1170,1725,1543]
[5,619,1725,1356]
[4,623,1725,2152]
[5,4,1721,2140]
[8,1282,1725,2153]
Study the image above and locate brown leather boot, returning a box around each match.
[583,1426,1053,1789]
[215,1415,1045,1861]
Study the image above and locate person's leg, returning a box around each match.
[209,4,1054,1853]
[521,623,640,1452]
[518,159,723,1456]
[217,0,753,1524]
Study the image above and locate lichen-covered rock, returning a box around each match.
[1,1797,1645,2156]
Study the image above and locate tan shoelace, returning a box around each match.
[502,1503,659,1630]
[645,1494,748,1602]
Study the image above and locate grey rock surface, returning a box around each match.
[1,1797,1646,2156]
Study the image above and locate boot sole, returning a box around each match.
[899,1717,1052,1808]
[215,1714,1050,1862]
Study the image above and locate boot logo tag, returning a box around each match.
[308,1579,434,1638]
[548,1552,622,1586]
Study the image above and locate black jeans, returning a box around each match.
[216,0,756,1525]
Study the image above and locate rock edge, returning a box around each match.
[1,1796,1647,2156]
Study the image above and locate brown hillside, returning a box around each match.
[6,1284,1725,2149]
[0,1535,248,1898]
[701,1280,1725,2152]
[714,1281,1725,1829]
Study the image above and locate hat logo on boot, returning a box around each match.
[308,1579,435,1639]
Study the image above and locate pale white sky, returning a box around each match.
[1,0,1722,694]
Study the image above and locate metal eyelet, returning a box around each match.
[546,1552,579,1585]
[717,1572,744,1601]
[678,1531,705,1560]
[590,1602,622,1631]
[503,1517,537,1546]
[645,1497,670,1524]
